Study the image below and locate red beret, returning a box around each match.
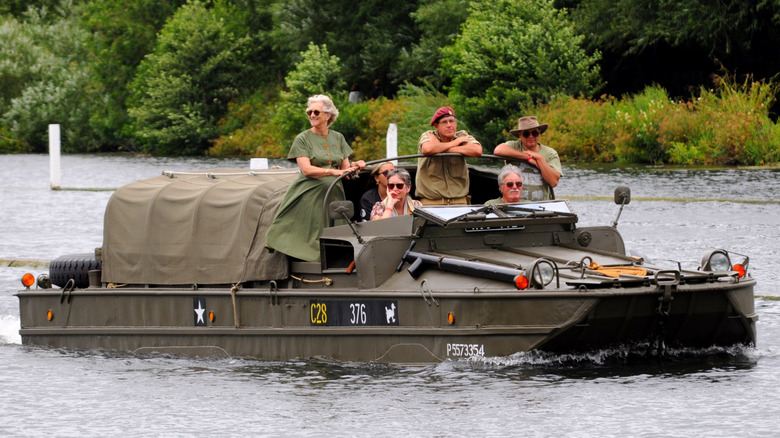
[430,106,456,126]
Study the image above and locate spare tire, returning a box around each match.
[50,253,101,288]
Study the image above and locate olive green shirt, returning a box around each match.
[415,130,481,200]
[502,141,562,201]
[484,197,506,206]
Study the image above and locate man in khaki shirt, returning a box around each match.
[493,116,561,201]
[415,106,483,205]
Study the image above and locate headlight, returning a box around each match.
[533,262,555,286]
[701,249,731,272]
[528,258,558,289]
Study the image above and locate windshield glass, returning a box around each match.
[415,200,573,223]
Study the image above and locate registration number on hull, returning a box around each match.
[446,343,485,358]
[310,300,399,326]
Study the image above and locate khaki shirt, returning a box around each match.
[502,141,562,201]
[415,130,481,200]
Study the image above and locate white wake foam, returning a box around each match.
[0,315,22,344]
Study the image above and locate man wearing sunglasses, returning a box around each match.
[493,116,561,201]
[415,106,483,205]
[485,164,524,205]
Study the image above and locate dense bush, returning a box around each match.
[663,73,780,165]
[535,72,780,165]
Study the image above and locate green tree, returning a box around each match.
[442,0,601,147]
[272,43,346,143]
[0,0,64,17]
[571,0,780,98]
[390,0,471,90]
[81,0,186,151]
[0,17,42,111]
[0,3,95,152]
[271,0,418,95]
[127,0,257,155]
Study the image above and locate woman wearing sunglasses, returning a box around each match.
[493,116,562,201]
[266,94,366,262]
[370,169,423,220]
[359,162,395,221]
[485,164,524,205]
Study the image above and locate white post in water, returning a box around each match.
[49,124,61,189]
[386,123,398,163]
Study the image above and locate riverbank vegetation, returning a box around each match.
[1,0,779,166]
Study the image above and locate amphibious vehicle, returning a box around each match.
[17,155,757,363]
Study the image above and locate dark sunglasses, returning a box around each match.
[521,129,540,138]
[379,170,390,177]
[387,183,406,190]
[503,181,522,188]
[306,109,321,116]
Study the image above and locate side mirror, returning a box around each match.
[614,186,631,205]
[611,186,631,228]
[329,200,354,221]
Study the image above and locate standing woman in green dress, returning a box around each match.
[266,94,366,262]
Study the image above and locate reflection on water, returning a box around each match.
[2,154,780,436]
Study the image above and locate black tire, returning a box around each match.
[50,253,101,288]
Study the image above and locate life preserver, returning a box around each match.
[49,253,101,288]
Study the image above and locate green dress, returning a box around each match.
[266,129,353,262]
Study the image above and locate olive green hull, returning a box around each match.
[17,280,756,364]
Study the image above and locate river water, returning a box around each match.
[1,154,779,437]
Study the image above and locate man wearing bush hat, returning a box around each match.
[415,106,483,205]
[493,115,561,201]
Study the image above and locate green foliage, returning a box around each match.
[609,86,671,163]
[391,0,470,89]
[573,0,780,58]
[0,0,65,18]
[571,0,780,99]
[210,86,285,157]
[664,71,780,165]
[3,0,780,165]
[271,43,347,145]
[535,95,616,162]
[127,0,257,155]
[442,0,602,147]
[337,96,412,160]
[0,17,43,111]
[282,43,346,102]
[270,0,418,95]
[0,125,27,153]
[81,0,187,151]
[535,72,780,165]
[0,3,96,152]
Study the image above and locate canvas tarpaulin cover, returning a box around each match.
[101,169,299,285]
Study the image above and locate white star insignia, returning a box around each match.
[194,300,206,324]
